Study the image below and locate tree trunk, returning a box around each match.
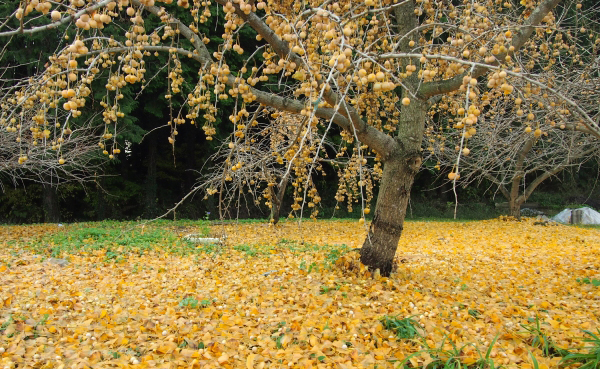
[184,124,198,192]
[360,98,427,276]
[508,199,522,219]
[144,133,158,218]
[42,184,60,223]
[95,179,106,221]
[268,184,280,225]
[360,157,420,275]
[269,175,289,225]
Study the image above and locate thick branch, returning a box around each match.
[212,0,397,159]
[522,147,599,201]
[416,0,562,99]
[378,52,600,139]
[130,0,212,66]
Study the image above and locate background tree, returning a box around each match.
[1,0,600,274]
[430,53,600,218]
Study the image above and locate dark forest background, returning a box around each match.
[1,0,599,224]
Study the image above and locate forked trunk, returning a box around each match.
[269,187,281,225]
[268,175,289,225]
[509,199,522,219]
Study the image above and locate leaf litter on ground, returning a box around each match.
[0,218,599,368]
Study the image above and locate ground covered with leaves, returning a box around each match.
[0,218,599,369]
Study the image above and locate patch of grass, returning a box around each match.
[299,259,319,273]
[277,238,298,247]
[273,334,285,349]
[559,329,600,369]
[0,315,13,331]
[519,317,569,358]
[179,297,212,309]
[324,244,350,265]
[468,309,481,318]
[576,278,600,287]
[233,244,259,257]
[380,316,421,340]
[319,283,342,295]
[27,221,212,257]
[179,297,200,309]
[395,334,502,368]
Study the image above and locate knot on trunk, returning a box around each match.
[402,150,422,173]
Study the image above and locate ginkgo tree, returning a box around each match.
[1,0,599,275]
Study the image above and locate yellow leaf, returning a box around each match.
[156,341,177,354]
[180,349,196,358]
[217,353,229,364]
[89,351,102,363]
[246,354,256,369]
[463,356,478,365]
[100,309,107,318]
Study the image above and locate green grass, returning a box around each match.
[233,244,265,257]
[380,316,421,340]
[179,297,212,309]
[395,334,503,368]
[25,220,212,258]
[519,316,570,358]
[576,278,600,287]
[560,330,600,369]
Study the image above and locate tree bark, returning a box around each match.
[360,98,427,276]
[269,174,289,225]
[42,184,60,223]
[360,156,422,275]
[508,198,522,219]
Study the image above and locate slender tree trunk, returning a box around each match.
[95,179,106,221]
[269,175,289,225]
[144,133,158,218]
[184,125,197,191]
[360,98,427,276]
[42,184,60,223]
